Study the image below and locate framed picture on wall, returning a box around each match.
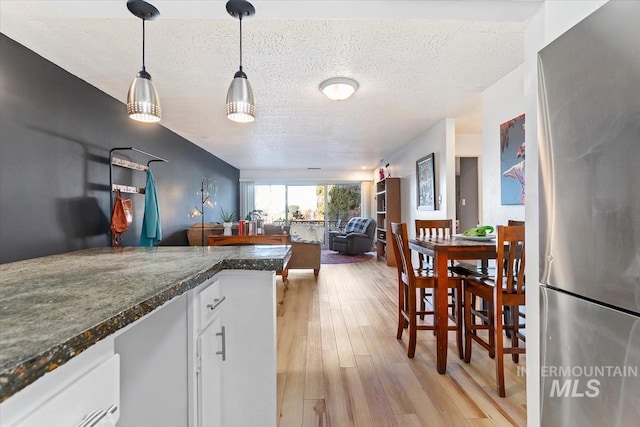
[416,153,437,210]
[500,113,525,205]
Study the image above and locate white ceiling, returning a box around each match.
[0,0,540,172]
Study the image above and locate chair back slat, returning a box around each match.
[415,219,453,239]
[415,219,453,269]
[496,225,526,295]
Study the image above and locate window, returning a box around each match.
[254,183,362,246]
[254,185,286,224]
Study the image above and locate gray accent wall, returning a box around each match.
[0,34,239,263]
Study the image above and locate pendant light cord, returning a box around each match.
[239,16,243,71]
[142,19,146,72]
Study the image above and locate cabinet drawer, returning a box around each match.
[8,355,120,427]
[199,279,225,331]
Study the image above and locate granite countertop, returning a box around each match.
[0,245,291,402]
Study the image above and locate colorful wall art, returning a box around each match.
[500,114,525,205]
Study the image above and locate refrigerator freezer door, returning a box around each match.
[538,0,640,315]
[540,287,640,426]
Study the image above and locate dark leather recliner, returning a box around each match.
[328,217,376,255]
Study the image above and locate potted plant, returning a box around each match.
[219,208,235,236]
[244,209,265,221]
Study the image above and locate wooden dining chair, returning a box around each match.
[390,222,463,359]
[414,219,455,320]
[505,219,525,337]
[463,225,526,397]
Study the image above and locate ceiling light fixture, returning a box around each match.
[126,0,161,123]
[226,0,256,123]
[319,77,359,101]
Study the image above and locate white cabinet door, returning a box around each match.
[197,304,225,427]
[216,270,276,427]
[191,270,276,427]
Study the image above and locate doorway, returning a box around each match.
[456,157,479,233]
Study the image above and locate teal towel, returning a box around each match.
[140,169,162,246]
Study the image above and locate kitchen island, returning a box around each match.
[0,245,290,426]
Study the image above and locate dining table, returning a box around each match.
[409,235,498,374]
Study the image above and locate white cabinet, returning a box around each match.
[0,269,276,427]
[0,338,119,427]
[190,270,276,427]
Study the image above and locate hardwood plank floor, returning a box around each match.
[277,259,527,427]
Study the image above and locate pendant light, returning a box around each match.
[126,0,161,123]
[226,0,256,123]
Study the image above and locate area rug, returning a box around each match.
[321,250,375,264]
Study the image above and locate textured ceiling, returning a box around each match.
[0,1,539,171]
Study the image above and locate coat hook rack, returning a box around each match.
[109,147,168,243]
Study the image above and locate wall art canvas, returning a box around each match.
[500,114,526,205]
[416,153,436,210]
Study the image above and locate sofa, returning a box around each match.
[328,217,376,255]
[286,224,323,278]
[285,239,321,279]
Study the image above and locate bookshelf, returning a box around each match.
[375,177,400,266]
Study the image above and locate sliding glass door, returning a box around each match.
[254,183,362,247]
[287,185,324,223]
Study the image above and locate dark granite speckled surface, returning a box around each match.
[0,245,291,402]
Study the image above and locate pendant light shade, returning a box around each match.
[127,69,161,122]
[226,69,255,123]
[126,0,161,123]
[226,0,256,123]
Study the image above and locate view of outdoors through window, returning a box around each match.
[327,184,362,222]
[254,185,286,224]
[254,183,361,243]
[288,185,324,222]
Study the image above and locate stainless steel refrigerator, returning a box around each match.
[538,1,640,426]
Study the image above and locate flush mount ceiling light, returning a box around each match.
[226,0,256,123]
[319,77,359,101]
[126,0,161,123]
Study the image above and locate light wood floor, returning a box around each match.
[276,259,527,427]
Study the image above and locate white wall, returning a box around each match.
[524,1,608,426]
[373,118,457,235]
[455,133,482,157]
[481,64,526,227]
